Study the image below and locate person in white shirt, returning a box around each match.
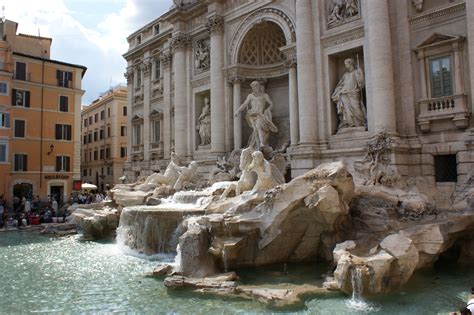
[24,199,31,214]
[52,199,58,215]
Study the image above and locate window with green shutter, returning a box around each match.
[430,56,453,98]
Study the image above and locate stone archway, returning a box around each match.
[229,10,295,150]
[237,21,287,66]
[229,7,296,65]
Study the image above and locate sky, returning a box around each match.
[3,0,173,105]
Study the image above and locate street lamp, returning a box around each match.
[47,144,54,155]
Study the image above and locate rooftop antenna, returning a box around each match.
[2,6,6,23]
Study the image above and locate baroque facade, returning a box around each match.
[81,86,128,191]
[0,19,86,204]
[123,0,474,204]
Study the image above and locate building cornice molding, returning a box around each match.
[409,2,465,26]
[321,25,364,49]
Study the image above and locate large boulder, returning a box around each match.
[111,190,150,207]
[176,161,354,276]
[71,207,119,239]
[331,233,418,296]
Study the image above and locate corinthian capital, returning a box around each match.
[124,67,134,84]
[142,59,152,76]
[206,15,224,34]
[160,52,173,67]
[170,32,191,52]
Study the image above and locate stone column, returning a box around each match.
[286,59,299,145]
[417,51,428,99]
[295,0,318,144]
[365,0,397,134]
[142,57,152,164]
[124,66,134,166]
[171,33,190,157]
[453,42,464,95]
[467,1,474,108]
[208,15,226,154]
[160,52,172,159]
[232,77,242,149]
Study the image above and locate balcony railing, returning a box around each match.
[417,94,470,132]
[132,144,143,152]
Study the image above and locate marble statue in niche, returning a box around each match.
[196,96,211,147]
[331,58,366,131]
[195,39,210,72]
[327,0,359,27]
[234,81,278,149]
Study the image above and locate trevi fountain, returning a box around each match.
[2,0,474,312]
[66,80,473,313]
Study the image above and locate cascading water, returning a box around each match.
[116,189,211,256]
[174,244,182,272]
[345,265,379,312]
[351,264,364,300]
[222,247,228,273]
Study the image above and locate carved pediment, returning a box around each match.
[131,114,143,122]
[416,33,464,50]
[150,109,163,119]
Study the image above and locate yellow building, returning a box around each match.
[0,20,86,205]
[81,86,128,191]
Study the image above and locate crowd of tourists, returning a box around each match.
[0,194,66,229]
[70,191,109,205]
[0,191,111,229]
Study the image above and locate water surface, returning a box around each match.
[0,231,471,314]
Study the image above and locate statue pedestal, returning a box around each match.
[336,126,366,135]
[196,144,211,151]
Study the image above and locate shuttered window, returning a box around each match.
[14,154,27,171]
[120,147,127,158]
[14,120,25,138]
[15,62,26,80]
[59,95,69,112]
[0,113,9,128]
[11,89,30,107]
[55,124,72,140]
[430,56,453,98]
[57,70,72,87]
[0,82,8,95]
[0,144,7,162]
[56,156,70,172]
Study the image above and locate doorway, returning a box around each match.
[50,185,64,206]
[13,183,33,200]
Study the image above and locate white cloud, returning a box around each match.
[2,0,172,104]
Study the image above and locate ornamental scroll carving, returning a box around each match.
[327,0,360,28]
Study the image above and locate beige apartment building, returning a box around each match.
[123,0,474,206]
[81,86,128,191]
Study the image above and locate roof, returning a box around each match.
[12,51,87,77]
[18,33,53,42]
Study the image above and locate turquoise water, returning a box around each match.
[0,231,472,314]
